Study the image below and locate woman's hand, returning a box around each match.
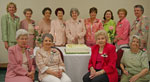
[123,69,129,76]
[4,41,9,50]
[89,67,96,79]
[27,71,35,80]
[129,74,140,82]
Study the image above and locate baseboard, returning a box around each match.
[0,63,8,68]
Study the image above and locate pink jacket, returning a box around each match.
[116,18,130,45]
[84,18,103,46]
[88,43,118,82]
[5,44,35,79]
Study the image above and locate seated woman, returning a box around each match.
[5,29,35,82]
[35,33,71,82]
[120,35,150,82]
[83,30,118,82]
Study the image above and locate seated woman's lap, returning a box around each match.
[83,72,109,82]
[5,76,32,82]
[41,72,71,82]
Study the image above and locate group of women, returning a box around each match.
[1,2,150,82]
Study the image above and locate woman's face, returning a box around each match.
[17,35,28,48]
[44,10,51,19]
[96,35,107,47]
[71,11,78,20]
[131,38,140,49]
[90,11,97,19]
[25,11,32,20]
[134,8,143,18]
[57,11,64,20]
[118,11,126,20]
[43,37,53,48]
[8,4,16,14]
[105,11,112,20]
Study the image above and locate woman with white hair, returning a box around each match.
[83,30,118,82]
[120,35,150,82]
[66,8,86,44]
[5,29,35,82]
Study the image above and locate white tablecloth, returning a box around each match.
[34,47,91,82]
[57,47,91,82]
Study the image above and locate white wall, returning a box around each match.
[0,0,150,63]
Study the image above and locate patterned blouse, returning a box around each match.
[36,48,65,81]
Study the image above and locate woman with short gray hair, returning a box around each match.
[20,8,35,48]
[130,4,150,61]
[120,35,150,82]
[5,29,35,82]
[36,33,71,82]
[66,8,86,44]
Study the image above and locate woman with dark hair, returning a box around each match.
[36,33,71,82]
[103,10,116,43]
[84,7,103,46]
[50,8,66,46]
[1,2,20,49]
[20,8,35,48]
[38,7,52,35]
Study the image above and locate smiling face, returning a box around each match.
[7,4,16,14]
[130,38,140,49]
[134,7,143,18]
[17,35,28,48]
[71,11,78,20]
[105,11,112,20]
[57,11,64,20]
[90,11,97,19]
[25,11,32,20]
[96,35,107,47]
[118,11,126,21]
[42,36,53,48]
[44,10,51,19]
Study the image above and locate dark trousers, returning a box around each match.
[83,72,109,82]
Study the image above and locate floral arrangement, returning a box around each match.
[108,26,114,43]
[34,26,42,46]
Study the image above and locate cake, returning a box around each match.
[65,44,90,54]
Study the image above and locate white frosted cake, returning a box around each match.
[65,44,90,54]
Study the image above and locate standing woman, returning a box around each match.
[1,2,20,49]
[103,10,116,44]
[66,8,86,44]
[114,8,130,49]
[20,8,35,48]
[50,8,66,46]
[85,7,103,47]
[38,7,52,35]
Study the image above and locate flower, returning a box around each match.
[101,53,108,57]
[34,26,42,44]
[108,26,114,43]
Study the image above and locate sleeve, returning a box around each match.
[66,21,74,41]
[88,47,94,71]
[1,15,8,41]
[98,20,103,30]
[78,20,86,38]
[35,50,49,73]
[50,21,56,43]
[8,48,28,76]
[38,21,43,35]
[103,46,117,74]
[140,51,149,69]
[118,21,130,40]
[16,17,20,30]
[112,21,116,38]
